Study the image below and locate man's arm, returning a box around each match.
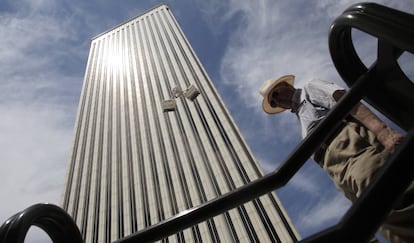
[333,90,403,152]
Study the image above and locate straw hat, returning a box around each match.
[259,75,295,114]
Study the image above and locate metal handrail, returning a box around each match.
[329,2,414,130]
[0,2,413,243]
[0,204,83,243]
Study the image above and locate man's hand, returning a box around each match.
[350,103,404,153]
[377,126,404,153]
[333,89,404,153]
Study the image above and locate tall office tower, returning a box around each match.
[62,4,299,243]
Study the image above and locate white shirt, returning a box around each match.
[292,79,344,138]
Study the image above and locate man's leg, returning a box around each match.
[323,122,414,242]
[379,181,414,243]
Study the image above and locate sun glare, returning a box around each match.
[107,52,123,69]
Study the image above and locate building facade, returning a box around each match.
[62,4,299,243]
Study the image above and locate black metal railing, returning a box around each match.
[1,2,413,243]
[0,204,83,243]
[329,2,414,130]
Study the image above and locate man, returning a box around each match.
[259,75,413,243]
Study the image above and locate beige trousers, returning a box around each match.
[322,122,414,243]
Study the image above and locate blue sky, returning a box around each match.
[0,0,413,242]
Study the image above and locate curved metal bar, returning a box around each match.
[0,204,83,243]
[344,2,414,30]
[329,2,414,130]
[329,3,414,88]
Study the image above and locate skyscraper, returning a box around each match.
[62,4,299,243]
